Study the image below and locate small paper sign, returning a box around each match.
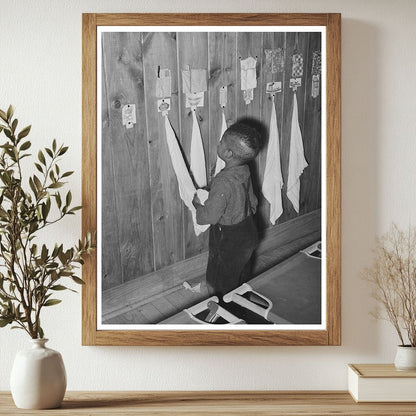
[312,51,321,76]
[265,48,284,74]
[122,104,136,129]
[243,88,254,105]
[266,82,282,94]
[185,92,204,108]
[311,75,320,98]
[289,78,302,91]
[292,53,304,78]
[156,68,172,98]
[157,99,171,115]
[219,86,227,107]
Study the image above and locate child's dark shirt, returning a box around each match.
[196,164,257,226]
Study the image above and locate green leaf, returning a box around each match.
[33,175,42,192]
[18,125,31,140]
[65,191,72,207]
[45,148,53,158]
[43,299,62,307]
[50,285,68,291]
[38,325,44,339]
[29,177,37,196]
[58,146,68,156]
[48,182,64,189]
[11,119,18,133]
[61,171,74,178]
[19,140,31,151]
[4,129,12,140]
[41,202,50,221]
[0,109,7,121]
[31,244,38,256]
[6,105,14,122]
[55,192,62,208]
[38,150,46,165]
[0,317,13,327]
[34,163,43,173]
[69,206,82,214]
[41,244,48,262]
[72,276,85,285]
[52,139,57,152]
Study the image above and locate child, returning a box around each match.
[192,123,260,297]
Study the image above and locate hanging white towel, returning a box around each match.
[287,92,308,214]
[262,95,283,224]
[214,110,227,176]
[163,115,209,236]
[190,109,207,188]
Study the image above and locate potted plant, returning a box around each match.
[0,106,94,408]
[363,223,416,370]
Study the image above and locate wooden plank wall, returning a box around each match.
[101,31,322,290]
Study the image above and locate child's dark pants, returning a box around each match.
[206,215,258,297]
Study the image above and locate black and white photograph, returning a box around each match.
[97,26,325,329]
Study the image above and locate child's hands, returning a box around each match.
[192,192,202,209]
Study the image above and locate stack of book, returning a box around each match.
[348,364,416,402]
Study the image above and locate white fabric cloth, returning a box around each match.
[190,109,207,188]
[262,95,283,224]
[287,93,308,213]
[214,110,227,176]
[240,56,257,90]
[163,115,209,236]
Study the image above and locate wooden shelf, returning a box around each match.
[1,391,416,415]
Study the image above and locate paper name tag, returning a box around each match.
[265,48,284,74]
[312,75,320,98]
[182,67,207,94]
[266,82,282,94]
[243,88,254,105]
[289,78,302,91]
[122,104,136,129]
[157,99,171,115]
[156,68,172,98]
[186,92,204,108]
[292,53,304,78]
[219,86,227,107]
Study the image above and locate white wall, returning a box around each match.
[1,0,416,391]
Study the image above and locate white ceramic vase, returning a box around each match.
[10,338,67,409]
[394,345,416,371]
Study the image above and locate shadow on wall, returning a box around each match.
[341,19,381,356]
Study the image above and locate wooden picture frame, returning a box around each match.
[82,13,341,346]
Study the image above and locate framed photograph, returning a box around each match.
[82,13,341,346]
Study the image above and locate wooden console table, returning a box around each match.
[1,391,416,415]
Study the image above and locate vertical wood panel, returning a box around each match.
[236,32,264,232]
[300,32,322,214]
[177,32,210,258]
[207,32,237,180]
[101,32,154,285]
[101,29,323,290]
[257,32,286,230]
[236,33,263,119]
[101,35,122,290]
[280,32,309,222]
[142,32,185,275]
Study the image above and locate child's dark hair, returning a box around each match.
[223,123,260,162]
